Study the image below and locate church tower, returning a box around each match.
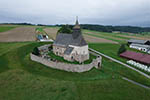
[72,16,81,39]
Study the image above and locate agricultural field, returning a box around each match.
[0,25,150,100]
[0,25,37,42]
[83,29,150,43]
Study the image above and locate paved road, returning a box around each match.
[122,77,150,89]
[89,48,150,79]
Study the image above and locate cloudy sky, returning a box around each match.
[0,0,150,26]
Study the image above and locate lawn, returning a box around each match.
[0,42,150,100]
[0,26,17,32]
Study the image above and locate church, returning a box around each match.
[53,18,89,63]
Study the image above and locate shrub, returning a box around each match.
[117,44,126,55]
[32,47,40,55]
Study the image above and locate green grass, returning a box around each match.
[0,26,17,32]
[89,43,150,75]
[0,42,150,100]
[48,51,96,64]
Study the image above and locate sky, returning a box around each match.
[0,0,150,27]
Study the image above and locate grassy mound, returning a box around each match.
[0,42,150,100]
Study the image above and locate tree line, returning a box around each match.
[1,23,150,34]
[56,24,150,34]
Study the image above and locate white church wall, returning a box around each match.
[69,45,89,55]
[53,45,66,56]
[69,45,89,63]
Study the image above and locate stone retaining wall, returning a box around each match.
[30,53,101,72]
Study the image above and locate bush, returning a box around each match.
[117,44,126,55]
[32,47,40,55]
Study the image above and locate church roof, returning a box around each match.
[53,17,87,47]
[53,33,87,47]
[64,47,74,55]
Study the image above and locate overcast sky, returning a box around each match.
[0,0,150,26]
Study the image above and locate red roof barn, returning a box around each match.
[120,51,150,65]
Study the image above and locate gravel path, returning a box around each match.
[122,77,150,89]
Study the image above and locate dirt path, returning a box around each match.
[0,26,36,42]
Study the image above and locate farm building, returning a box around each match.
[128,39,150,53]
[53,18,89,63]
[120,51,150,65]
[128,39,150,45]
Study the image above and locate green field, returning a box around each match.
[0,25,17,32]
[83,29,150,43]
[0,42,150,100]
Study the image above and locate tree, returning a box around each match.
[32,47,40,55]
[117,44,127,55]
[57,25,72,34]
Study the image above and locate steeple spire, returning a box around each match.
[72,16,81,39]
[73,16,80,29]
[75,16,79,25]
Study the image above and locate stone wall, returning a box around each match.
[30,53,102,73]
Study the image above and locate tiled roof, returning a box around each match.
[53,17,87,47]
[53,33,87,47]
[120,51,150,65]
[64,47,74,55]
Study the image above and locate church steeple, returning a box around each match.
[72,16,81,39]
[73,16,80,29]
[75,16,79,25]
